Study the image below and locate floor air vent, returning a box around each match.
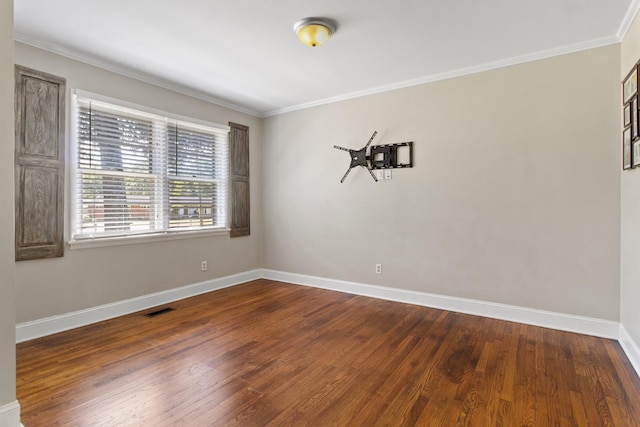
[144,307,175,318]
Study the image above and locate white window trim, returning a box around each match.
[69,89,231,248]
[68,228,229,250]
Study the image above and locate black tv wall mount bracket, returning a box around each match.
[333,131,414,183]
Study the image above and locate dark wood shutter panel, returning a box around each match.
[15,65,66,260]
[229,122,250,237]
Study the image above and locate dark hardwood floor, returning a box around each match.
[16,279,640,426]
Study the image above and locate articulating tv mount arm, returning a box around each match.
[333,131,414,183]
[333,131,379,183]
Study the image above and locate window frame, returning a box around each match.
[69,89,230,248]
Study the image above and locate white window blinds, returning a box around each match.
[71,93,229,241]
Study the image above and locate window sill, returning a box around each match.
[68,228,230,250]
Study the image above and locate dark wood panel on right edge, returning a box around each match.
[229,122,250,237]
[623,61,639,170]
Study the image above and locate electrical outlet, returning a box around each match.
[375,263,382,274]
[201,261,208,271]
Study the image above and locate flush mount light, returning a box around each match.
[293,17,336,47]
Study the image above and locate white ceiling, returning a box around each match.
[13,0,640,117]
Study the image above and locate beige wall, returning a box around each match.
[5,6,637,416]
[0,0,15,410]
[12,27,626,332]
[621,12,640,347]
[14,43,263,322]
[263,45,621,320]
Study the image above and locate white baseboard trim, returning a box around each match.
[619,324,640,378]
[16,269,262,343]
[15,268,632,369]
[261,269,620,340]
[0,400,21,427]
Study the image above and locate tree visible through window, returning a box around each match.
[71,93,229,240]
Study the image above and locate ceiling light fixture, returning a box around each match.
[293,17,336,47]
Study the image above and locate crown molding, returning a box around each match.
[617,0,640,40]
[14,29,623,120]
[263,35,619,117]
[14,32,262,118]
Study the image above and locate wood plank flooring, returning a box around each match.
[16,279,640,426]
